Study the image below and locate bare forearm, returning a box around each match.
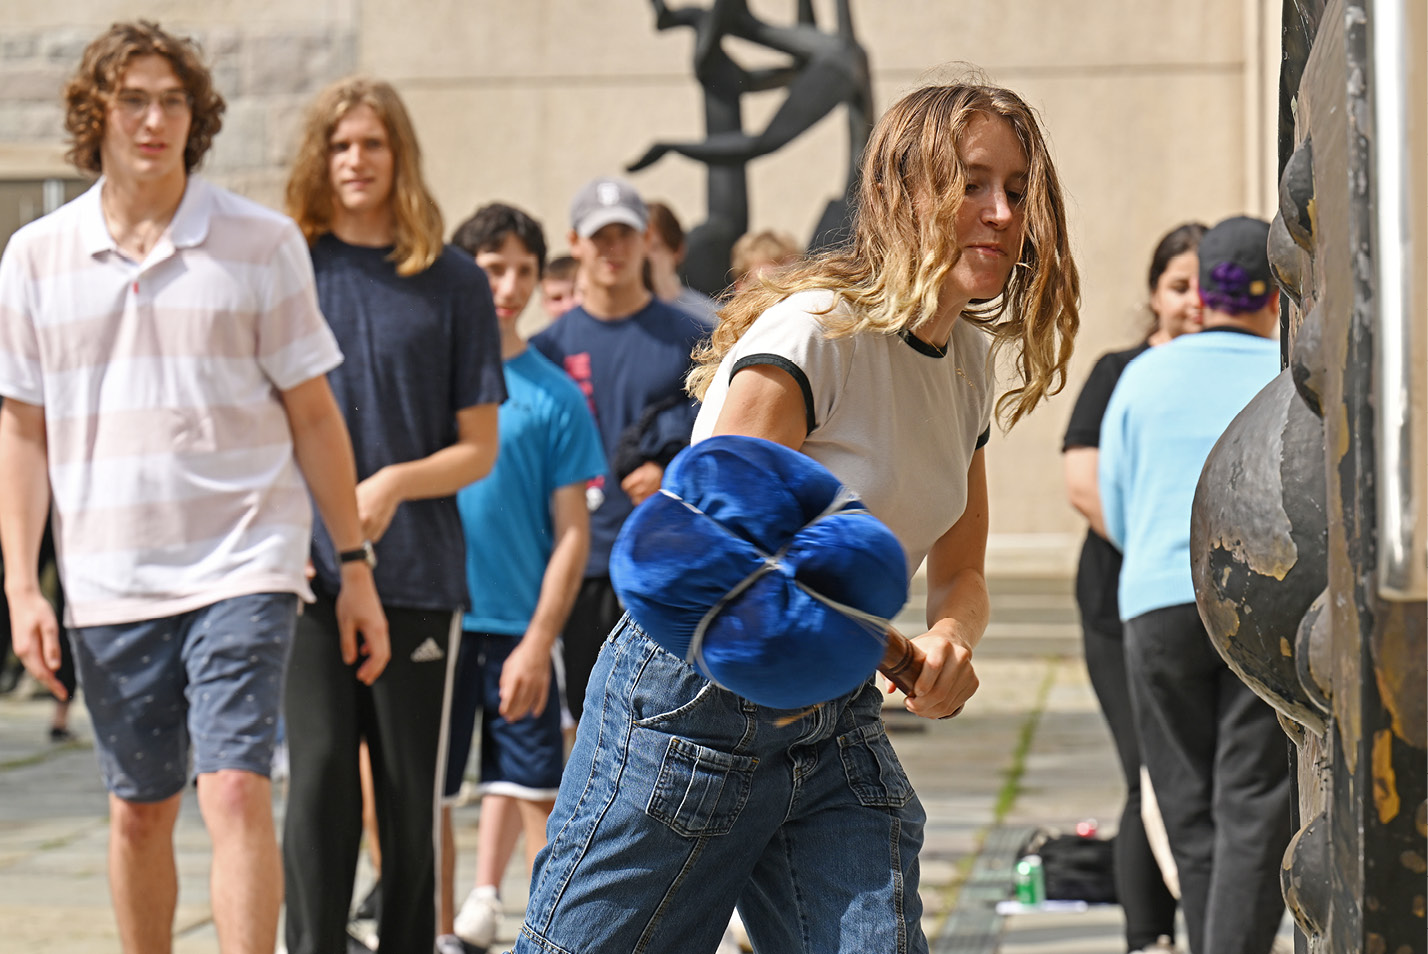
[926,567,991,651]
[1063,449,1107,538]
[290,410,365,552]
[1069,488,1107,538]
[524,525,590,654]
[377,402,499,504]
[0,402,50,594]
[379,441,495,503]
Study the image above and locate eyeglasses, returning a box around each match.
[112,90,192,118]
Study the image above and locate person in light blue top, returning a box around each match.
[1098,317,1280,621]
[437,203,606,954]
[1098,216,1292,954]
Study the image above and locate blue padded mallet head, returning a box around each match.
[610,434,909,709]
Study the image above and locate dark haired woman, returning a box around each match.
[1060,221,1206,954]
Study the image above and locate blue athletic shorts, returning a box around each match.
[442,630,564,801]
[70,592,298,802]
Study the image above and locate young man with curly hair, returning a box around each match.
[0,21,387,954]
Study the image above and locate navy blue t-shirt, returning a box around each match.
[309,234,506,610]
[531,299,706,577]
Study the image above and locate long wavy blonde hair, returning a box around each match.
[690,82,1081,429]
[284,77,443,277]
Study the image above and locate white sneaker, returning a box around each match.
[454,886,501,949]
[1132,937,1178,954]
[435,934,467,954]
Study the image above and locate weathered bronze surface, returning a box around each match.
[1192,370,1328,734]
[1193,1,1426,950]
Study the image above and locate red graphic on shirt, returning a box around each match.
[563,352,605,491]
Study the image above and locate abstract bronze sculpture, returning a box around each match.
[633,0,873,295]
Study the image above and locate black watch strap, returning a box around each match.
[338,541,377,568]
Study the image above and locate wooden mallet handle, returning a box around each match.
[878,626,921,697]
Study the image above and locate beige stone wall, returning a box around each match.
[0,0,1284,573]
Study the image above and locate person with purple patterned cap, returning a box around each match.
[1099,214,1292,954]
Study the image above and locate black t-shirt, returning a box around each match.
[1062,343,1149,632]
[308,235,507,611]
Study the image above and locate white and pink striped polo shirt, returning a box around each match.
[0,176,343,627]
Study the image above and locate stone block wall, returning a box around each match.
[0,2,1284,564]
[0,22,355,206]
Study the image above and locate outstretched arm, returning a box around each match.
[898,448,990,720]
[628,56,859,173]
[650,0,702,32]
[741,64,804,92]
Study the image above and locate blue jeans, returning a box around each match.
[516,615,927,954]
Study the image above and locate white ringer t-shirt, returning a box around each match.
[0,176,343,627]
[692,289,994,578]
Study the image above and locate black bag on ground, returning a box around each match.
[1020,831,1118,903]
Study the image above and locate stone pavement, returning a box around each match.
[0,575,1139,953]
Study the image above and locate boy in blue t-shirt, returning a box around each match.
[438,205,606,954]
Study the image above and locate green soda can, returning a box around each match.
[1014,853,1046,905]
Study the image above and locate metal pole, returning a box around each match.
[1370,0,1427,600]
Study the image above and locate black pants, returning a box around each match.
[1125,603,1292,954]
[1082,618,1178,950]
[282,596,456,954]
[561,576,622,722]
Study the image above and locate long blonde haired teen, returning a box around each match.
[515,81,1079,954]
[280,77,505,954]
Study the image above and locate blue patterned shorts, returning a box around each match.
[70,592,298,802]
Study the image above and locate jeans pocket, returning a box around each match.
[628,628,733,731]
[838,720,914,809]
[645,735,758,837]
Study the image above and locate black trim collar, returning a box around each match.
[898,329,949,358]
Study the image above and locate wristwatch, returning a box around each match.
[338,540,377,569]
